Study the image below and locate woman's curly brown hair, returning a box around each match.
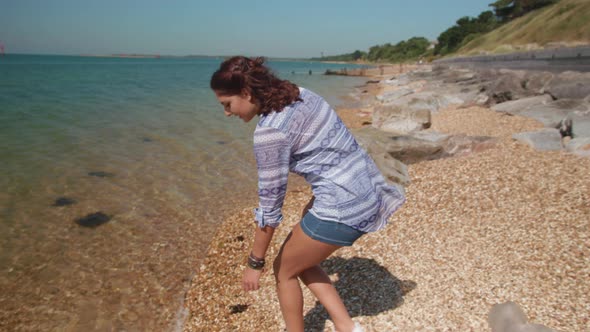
[210,56,302,114]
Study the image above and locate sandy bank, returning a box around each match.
[183,67,590,331]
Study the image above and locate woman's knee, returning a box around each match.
[272,253,299,282]
[272,255,282,279]
[299,265,327,285]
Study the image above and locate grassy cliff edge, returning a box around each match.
[458,0,590,56]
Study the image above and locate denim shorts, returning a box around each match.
[300,212,365,246]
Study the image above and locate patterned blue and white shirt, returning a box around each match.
[253,88,405,233]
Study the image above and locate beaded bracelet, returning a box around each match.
[247,253,265,270]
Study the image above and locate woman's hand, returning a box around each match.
[242,267,263,291]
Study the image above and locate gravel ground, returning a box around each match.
[183,81,590,331]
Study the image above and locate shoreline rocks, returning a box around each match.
[367,64,590,159]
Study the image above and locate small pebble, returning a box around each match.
[229,304,249,314]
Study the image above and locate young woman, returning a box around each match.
[210,56,405,332]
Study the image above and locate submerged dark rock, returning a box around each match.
[88,171,115,178]
[216,141,227,145]
[75,212,111,228]
[53,197,77,207]
[142,137,154,142]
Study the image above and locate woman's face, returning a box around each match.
[214,90,260,123]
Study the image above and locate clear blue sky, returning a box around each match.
[1,0,495,58]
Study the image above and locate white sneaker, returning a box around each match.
[332,322,364,332]
[352,322,364,332]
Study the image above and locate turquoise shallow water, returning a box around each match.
[0,54,368,330]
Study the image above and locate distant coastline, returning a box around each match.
[78,54,224,59]
[67,53,360,63]
[3,52,372,64]
[80,54,162,59]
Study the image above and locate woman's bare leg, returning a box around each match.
[273,223,355,332]
[299,265,355,332]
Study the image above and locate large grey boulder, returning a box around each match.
[371,152,410,186]
[558,108,590,138]
[476,68,503,83]
[458,89,489,105]
[412,130,497,157]
[444,134,497,156]
[482,70,530,104]
[372,104,431,134]
[383,74,410,86]
[489,302,555,332]
[373,91,451,134]
[442,69,477,84]
[373,89,465,134]
[410,91,464,111]
[565,137,590,158]
[352,127,410,185]
[521,71,554,95]
[521,99,589,128]
[431,67,475,82]
[410,131,450,143]
[546,71,590,100]
[353,127,495,164]
[375,88,414,103]
[428,84,487,106]
[512,129,563,151]
[491,95,554,114]
[353,127,445,165]
[475,69,555,105]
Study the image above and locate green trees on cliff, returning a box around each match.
[434,0,560,55]
[312,37,430,62]
[311,37,430,63]
[435,11,498,55]
[490,0,559,22]
[366,37,430,62]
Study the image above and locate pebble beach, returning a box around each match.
[183,65,590,332]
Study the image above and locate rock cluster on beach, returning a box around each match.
[183,64,589,331]
[343,64,590,188]
[367,65,590,160]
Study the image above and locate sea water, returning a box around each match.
[0,54,368,330]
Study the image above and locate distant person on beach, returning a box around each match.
[210,56,405,332]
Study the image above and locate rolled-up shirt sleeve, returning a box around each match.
[253,126,291,228]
